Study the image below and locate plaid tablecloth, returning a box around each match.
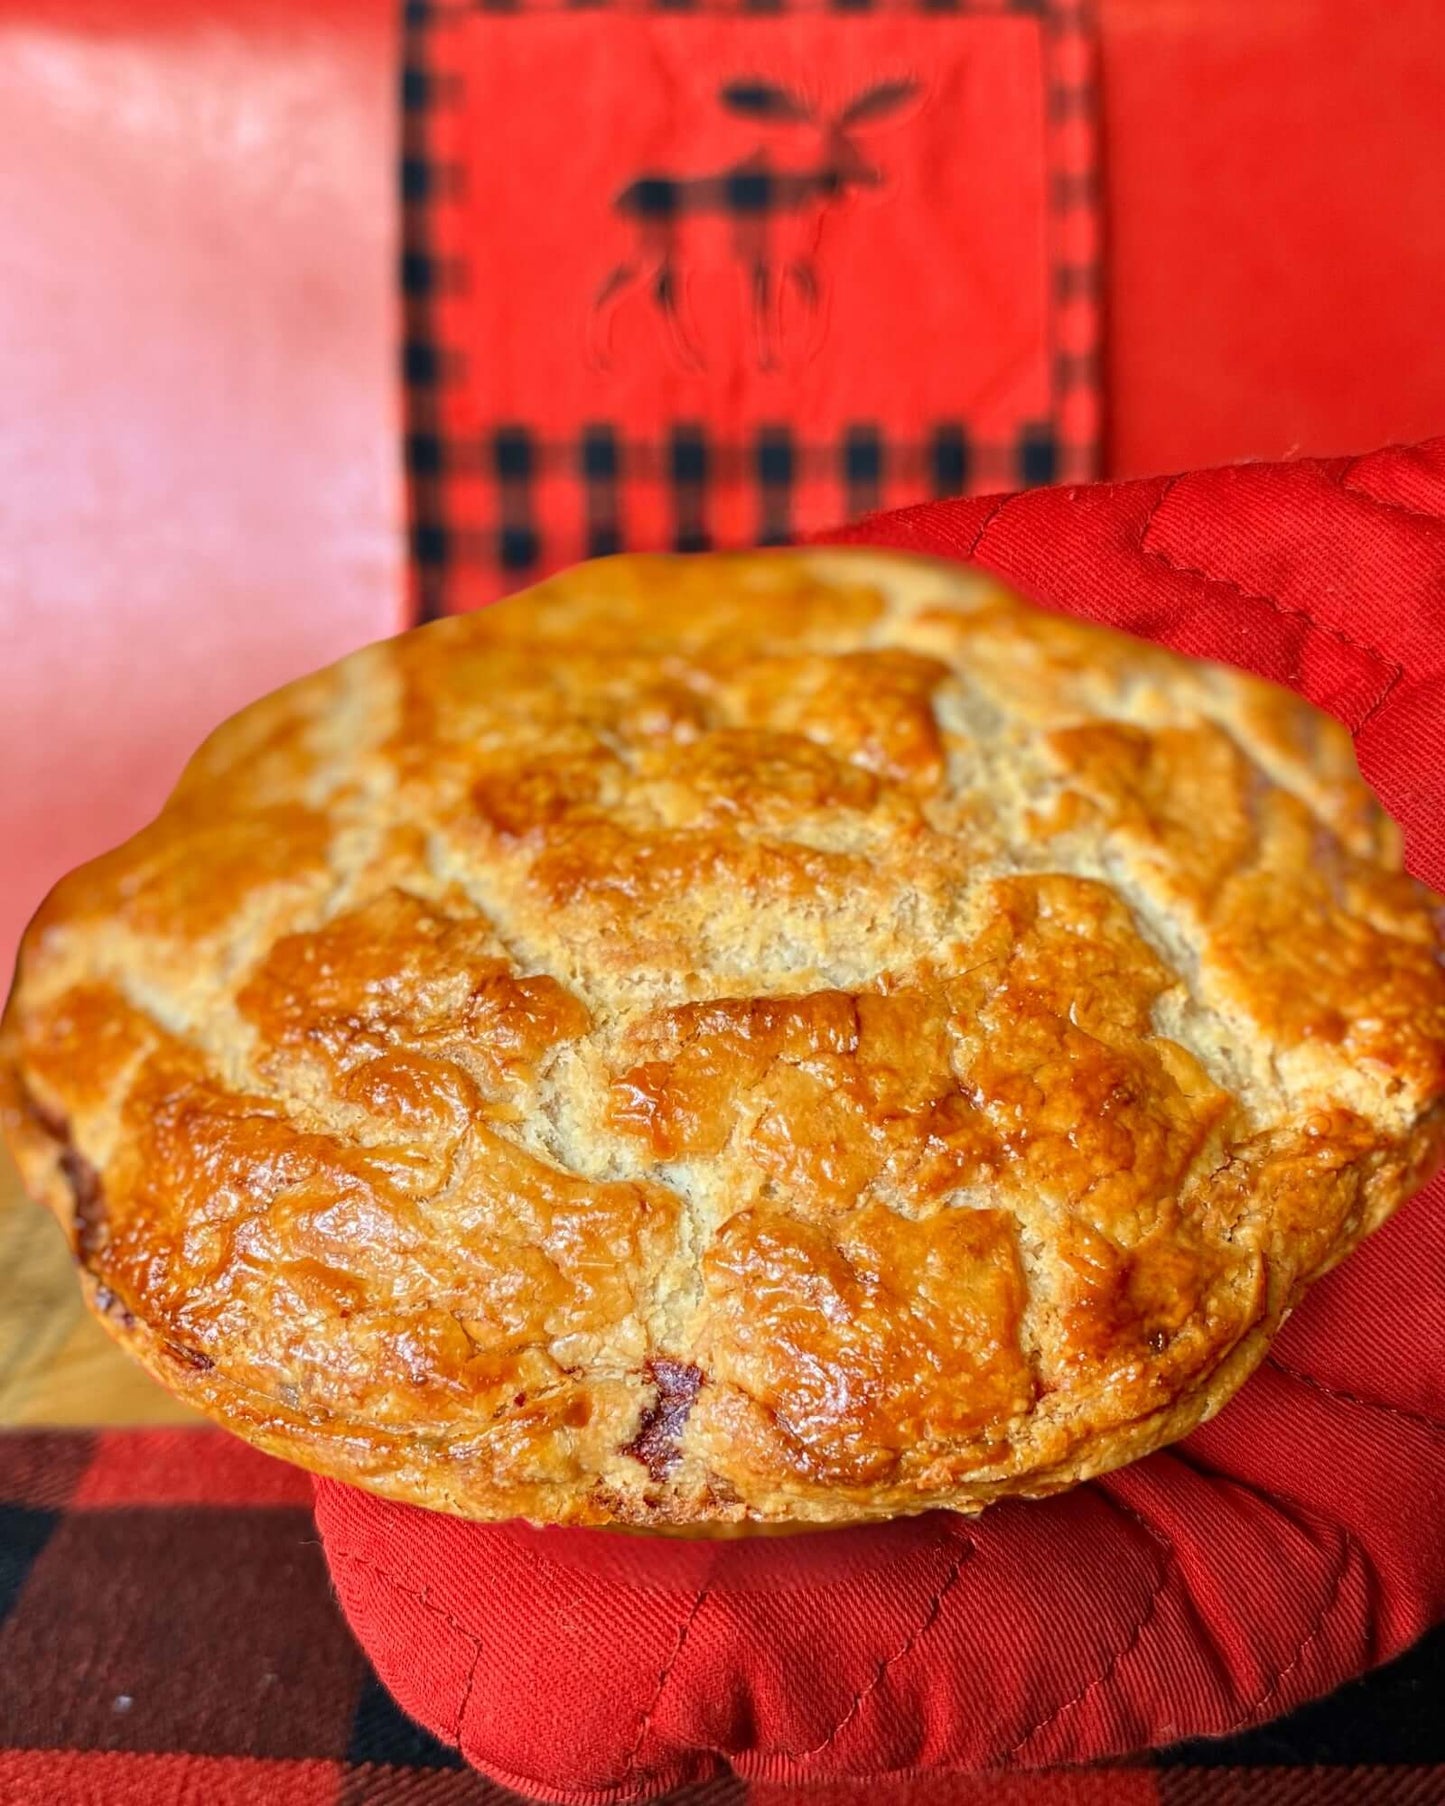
[0,1428,1440,1804]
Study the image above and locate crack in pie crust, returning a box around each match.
[4,551,1444,1531]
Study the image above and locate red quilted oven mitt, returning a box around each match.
[315,438,1445,1804]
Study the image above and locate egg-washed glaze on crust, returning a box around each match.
[4,550,1445,1532]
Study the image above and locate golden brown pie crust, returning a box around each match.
[4,551,1444,1530]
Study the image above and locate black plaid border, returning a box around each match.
[1043,0,1100,474]
[402,6,456,625]
[407,421,1063,578]
[410,0,1055,15]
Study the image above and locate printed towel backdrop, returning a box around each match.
[402,0,1099,617]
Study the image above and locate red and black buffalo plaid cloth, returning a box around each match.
[1,1429,1442,1805]
[401,0,1100,616]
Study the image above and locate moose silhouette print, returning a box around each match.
[590,77,921,374]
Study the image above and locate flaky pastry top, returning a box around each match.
[4,551,1443,1529]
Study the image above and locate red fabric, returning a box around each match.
[316,435,1445,1803]
[0,0,404,991]
[2,1430,1438,1805]
[71,1426,315,1508]
[407,0,1099,614]
[0,1753,346,1806]
[1099,0,1445,480]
